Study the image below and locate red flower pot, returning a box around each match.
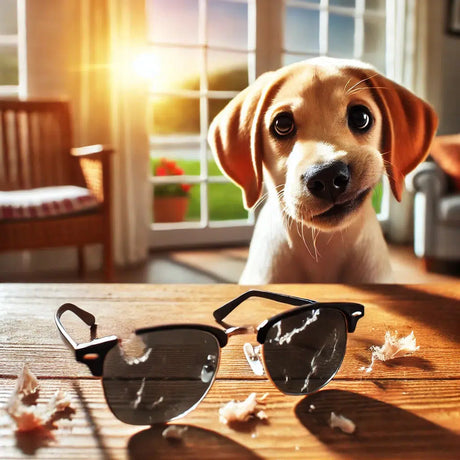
[153,196,189,223]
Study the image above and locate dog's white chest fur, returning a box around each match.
[239,195,393,284]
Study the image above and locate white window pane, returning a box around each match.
[0,45,18,85]
[208,0,248,49]
[143,46,201,92]
[147,0,199,44]
[0,0,17,35]
[330,0,355,7]
[365,0,386,11]
[362,18,386,72]
[328,14,354,57]
[208,51,248,91]
[150,95,200,135]
[285,7,320,54]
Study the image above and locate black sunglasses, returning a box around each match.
[55,290,364,425]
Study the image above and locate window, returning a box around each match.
[146,0,256,248]
[146,0,403,248]
[0,0,25,97]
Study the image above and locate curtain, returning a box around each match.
[23,0,150,268]
[76,0,150,265]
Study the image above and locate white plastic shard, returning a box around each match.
[120,333,152,366]
[219,393,269,424]
[162,425,188,440]
[15,363,39,396]
[361,330,420,373]
[243,343,264,376]
[271,309,320,345]
[6,365,74,432]
[329,412,356,434]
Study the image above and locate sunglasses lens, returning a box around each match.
[102,329,220,425]
[263,308,347,395]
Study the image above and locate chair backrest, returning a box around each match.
[0,100,78,191]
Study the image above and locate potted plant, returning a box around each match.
[153,158,193,223]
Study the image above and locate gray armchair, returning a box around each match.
[409,161,460,266]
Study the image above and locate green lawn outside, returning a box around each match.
[151,158,383,221]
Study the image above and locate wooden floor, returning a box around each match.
[1,244,458,283]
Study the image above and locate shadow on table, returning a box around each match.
[351,284,460,342]
[296,389,460,459]
[128,424,262,460]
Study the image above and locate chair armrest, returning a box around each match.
[71,144,114,159]
[406,161,448,197]
[408,162,448,258]
[71,145,114,205]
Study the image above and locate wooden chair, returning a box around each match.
[0,99,114,280]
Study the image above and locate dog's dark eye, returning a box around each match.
[348,105,373,133]
[271,112,296,138]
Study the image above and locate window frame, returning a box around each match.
[0,0,27,97]
[149,0,257,249]
[148,0,415,248]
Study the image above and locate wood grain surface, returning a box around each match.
[0,283,459,459]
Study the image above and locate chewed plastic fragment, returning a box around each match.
[6,365,74,433]
[219,393,269,424]
[361,330,420,373]
[15,364,39,396]
[162,425,188,440]
[243,343,264,376]
[329,412,356,434]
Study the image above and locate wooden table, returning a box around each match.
[0,283,459,459]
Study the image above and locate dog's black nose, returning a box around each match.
[305,161,350,201]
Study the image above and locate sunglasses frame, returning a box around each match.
[55,303,228,377]
[55,290,364,422]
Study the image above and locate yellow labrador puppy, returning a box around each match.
[208,57,438,283]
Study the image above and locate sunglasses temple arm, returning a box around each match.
[213,290,316,323]
[55,303,97,352]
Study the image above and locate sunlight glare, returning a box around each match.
[132,51,162,81]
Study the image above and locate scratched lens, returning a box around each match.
[262,308,347,395]
[102,329,220,425]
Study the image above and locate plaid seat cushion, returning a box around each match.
[0,186,99,221]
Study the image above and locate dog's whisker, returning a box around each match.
[348,85,389,96]
[310,226,318,263]
[295,204,315,261]
[311,214,322,262]
[343,77,352,94]
[346,74,379,94]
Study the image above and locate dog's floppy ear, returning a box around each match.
[358,70,438,201]
[208,71,285,209]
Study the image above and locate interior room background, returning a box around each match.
[0,0,459,277]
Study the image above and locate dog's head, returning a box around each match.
[208,57,438,231]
